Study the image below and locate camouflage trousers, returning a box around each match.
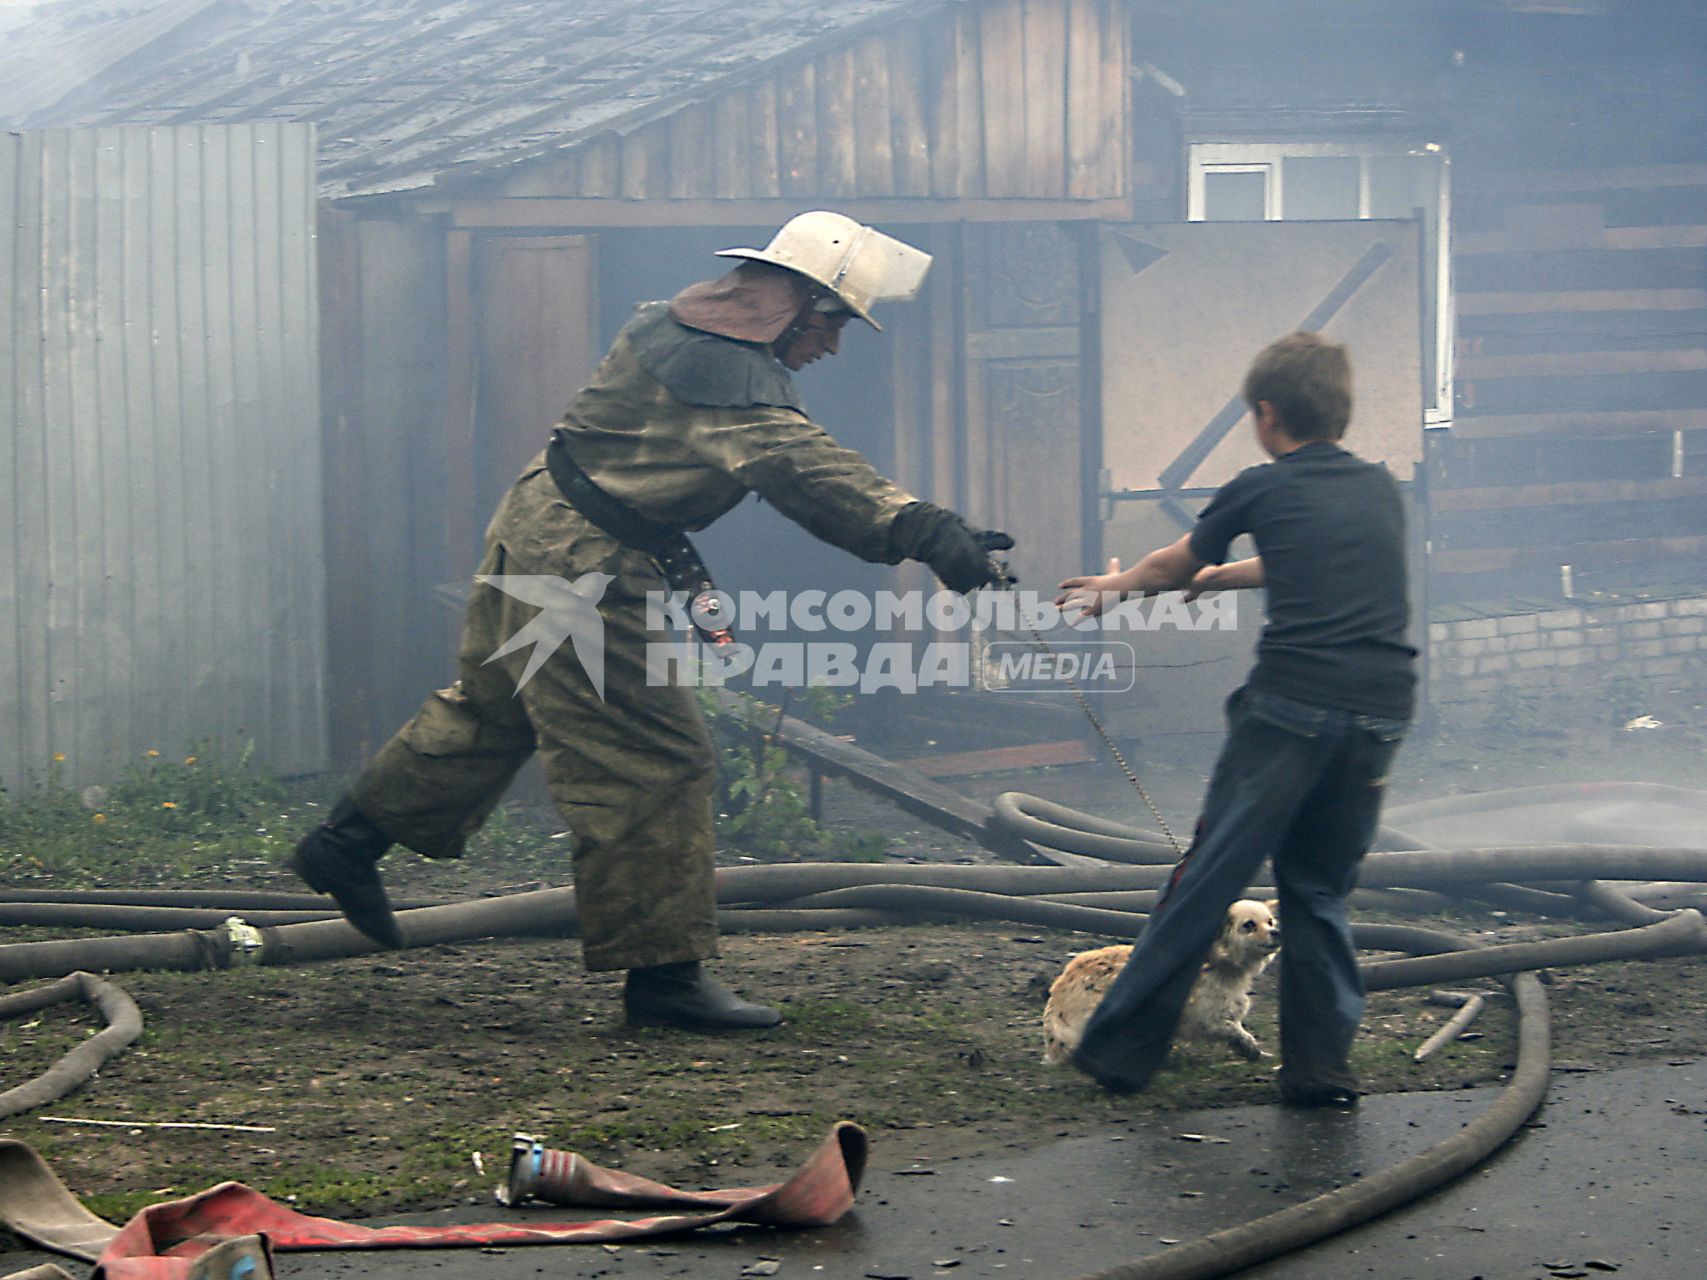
[350,461,719,971]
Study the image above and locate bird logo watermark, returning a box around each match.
[477,572,615,698]
[477,579,1236,699]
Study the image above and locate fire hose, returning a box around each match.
[4,786,1707,1279]
[6,849,1707,984]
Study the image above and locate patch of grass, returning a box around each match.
[771,997,880,1037]
[0,741,290,887]
[0,1005,100,1079]
[256,1165,398,1216]
[1482,682,1551,742]
[83,1189,178,1225]
[696,686,893,862]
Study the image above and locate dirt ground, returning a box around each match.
[3,707,1707,1231]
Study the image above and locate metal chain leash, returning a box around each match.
[1016,620,1184,857]
[984,558,1185,856]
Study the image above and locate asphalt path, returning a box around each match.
[7,1057,1701,1280]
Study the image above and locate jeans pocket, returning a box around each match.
[1241,688,1332,738]
[1356,732,1404,787]
[1352,714,1410,744]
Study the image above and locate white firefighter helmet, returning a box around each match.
[715,211,931,330]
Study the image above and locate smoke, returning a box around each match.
[0,0,49,36]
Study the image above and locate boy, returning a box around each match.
[1056,331,1415,1103]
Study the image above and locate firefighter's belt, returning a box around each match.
[544,438,730,643]
[546,435,686,559]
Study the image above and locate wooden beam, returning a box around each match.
[778,59,818,198]
[1022,0,1067,198]
[853,34,895,197]
[713,92,750,200]
[1459,349,1707,379]
[578,134,619,199]
[1096,0,1126,200]
[446,196,1132,228]
[317,208,372,766]
[910,739,1095,778]
[748,80,782,199]
[1064,0,1102,200]
[669,102,715,199]
[1460,163,1707,194]
[442,229,477,596]
[817,45,859,199]
[1432,533,1707,575]
[1457,288,1707,314]
[952,3,984,199]
[1459,226,1707,255]
[889,256,927,497]
[929,225,962,508]
[1604,226,1707,251]
[707,689,1045,862]
[979,0,1025,198]
[619,129,652,201]
[1446,408,1707,439]
[642,122,674,196]
[888,29,930,197]
[925,8,962,198]
[1430,475,1707,513]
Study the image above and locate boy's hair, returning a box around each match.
[1242,331,1353,441]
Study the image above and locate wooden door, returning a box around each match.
[960,221,1091,589]
[456,234,598,564]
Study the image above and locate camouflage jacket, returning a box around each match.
[551,302,916,564]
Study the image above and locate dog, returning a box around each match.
[1042,898,1282,1067]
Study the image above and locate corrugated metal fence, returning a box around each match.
[1,122,327,792]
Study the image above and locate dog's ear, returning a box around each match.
[1264,898,1280,915]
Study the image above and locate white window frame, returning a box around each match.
[1193,161,1280,220]
[1187,141,1455,428]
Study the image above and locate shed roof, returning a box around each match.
[12,0,936,200]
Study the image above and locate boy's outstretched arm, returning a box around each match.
[1184,556,1263,602]
[1058,534,1206,618]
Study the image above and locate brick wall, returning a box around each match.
[1428,590,1707,719]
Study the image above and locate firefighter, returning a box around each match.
[291,212,1012,1030]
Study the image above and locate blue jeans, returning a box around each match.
[1073,686,1408,1095]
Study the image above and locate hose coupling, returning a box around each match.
[498,1131,589,1207]
[221,916,265,966]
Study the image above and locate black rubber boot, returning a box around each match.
[1278,1081,1361,1109]
[623,961,782,1031]
[287,796,403,950]
[1278,1064,1362,1108]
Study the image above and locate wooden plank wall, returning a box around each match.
[961,221,1090,587]
[511,0,1127,205]
[317,213,452,765]
[0,123,328,792]
[1434,162,1707,602]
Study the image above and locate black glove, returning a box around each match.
[889,502,1015,594]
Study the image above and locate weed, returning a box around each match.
[0,742,284,886]
[1482,682,1547,741]
[697,686,888,861]
[769,997,879,1036]
[1602,671,1651,726]
[84,1190,176,1225]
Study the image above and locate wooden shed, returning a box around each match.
[15,0,1144,760]
[6,0,1704,775]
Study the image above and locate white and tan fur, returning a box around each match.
[1042,898,1282,1067]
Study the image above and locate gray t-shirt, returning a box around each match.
[1190,441,1416,719]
